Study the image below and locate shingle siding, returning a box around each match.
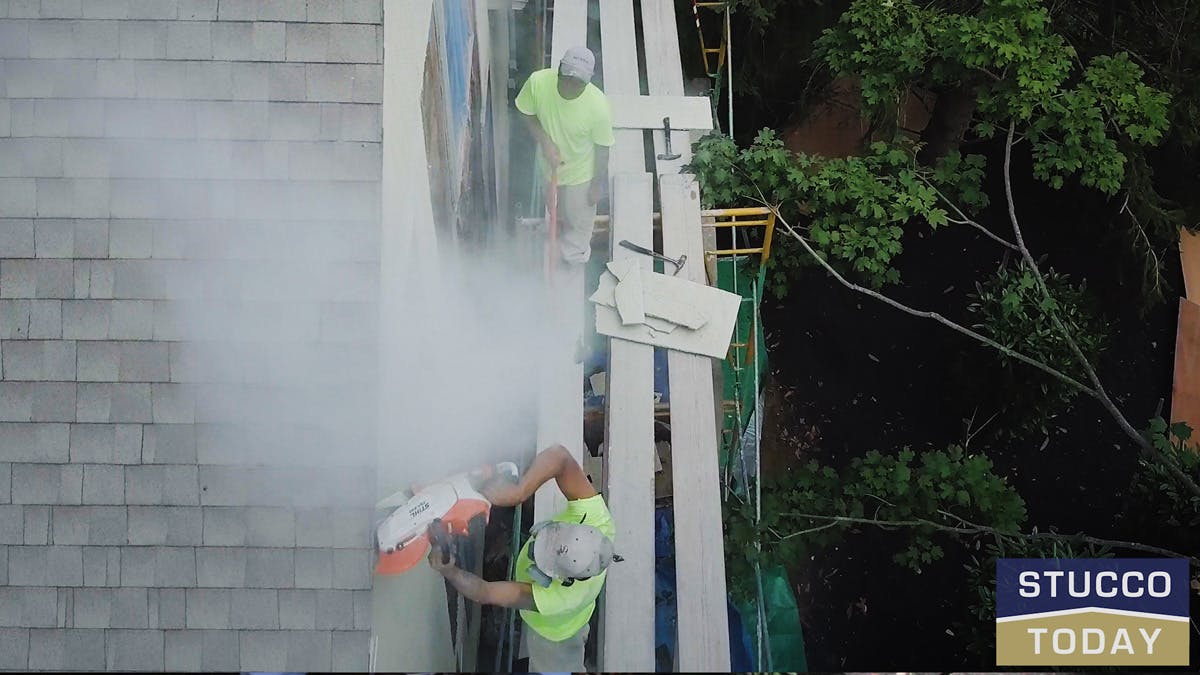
[2,3,382,668]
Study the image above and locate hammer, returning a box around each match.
[619,239,687,276]
[656,117,681,161]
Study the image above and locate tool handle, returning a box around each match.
[619,239,656,257]
[428,518,452,565]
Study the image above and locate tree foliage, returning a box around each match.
[723,445,1026,602]
[967,264,1110,437]
[1132,418,1200,530]
[818,0,1169,193]
[689,130,987,294]
[690,0,1170,301]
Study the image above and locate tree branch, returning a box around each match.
[1001,121,1200,499]
[918,175,1020,251]
[754,193,1100,397]
[779,511,1200,567]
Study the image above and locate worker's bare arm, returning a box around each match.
[432,554,537,610]
[481,445,597,506]
[521,113,560,166]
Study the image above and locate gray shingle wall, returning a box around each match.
[1,2,381,670]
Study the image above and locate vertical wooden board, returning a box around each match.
[601,0,647,176]
[601,172,658,671]
[600,0,639,94]
[640,1,698,175]
[640,1,685,95]
[1182,228,1200,301]
[374,1,455,671]
[661,173,731,671]
[534,0,591,524]
[1172,298,1200,436]
[489,7,511,235]
[551,0,588,64]
[533,262,586,522]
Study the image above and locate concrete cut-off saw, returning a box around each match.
[373,462,519,576]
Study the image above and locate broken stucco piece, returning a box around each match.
[590,269,710,330]
[614,266,646,325]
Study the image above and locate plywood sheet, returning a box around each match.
[1182,228,1200,301]
[640,0,696,175]
[609,94,715,130]
[1172,297,1200,436]
[600,172,657,672]
[660,173,732,671]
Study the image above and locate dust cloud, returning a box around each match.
[98,104,543,509]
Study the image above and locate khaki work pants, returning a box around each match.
[526,621,589,673]
[556,182,597,264]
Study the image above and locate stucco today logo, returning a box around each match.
[995,558,1190,666]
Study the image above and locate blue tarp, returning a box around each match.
[653,507,752,671]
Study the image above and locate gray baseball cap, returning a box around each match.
[531,521,614,581]
[559,46,595,82]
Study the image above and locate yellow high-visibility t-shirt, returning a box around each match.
[514,494,616,641]
[514,68,615,186]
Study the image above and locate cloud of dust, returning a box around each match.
[380,239,546,495]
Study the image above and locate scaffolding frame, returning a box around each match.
[702,205,775,669]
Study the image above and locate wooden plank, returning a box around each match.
[600,0,646,175]
[661,173,731,671]
[532,0,589,524]
[1172,297,1200,436]
[550,0,587,65]
[609,94,714,130]
[533,264,586,522]
[373,1,455,671]
[640,0,696,175]
[600,172,658,672]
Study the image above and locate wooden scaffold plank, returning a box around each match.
[660,173,732,671]
[639,0,700,176]
[534,0,590,523]
[601,0,646,175]
[609,94,714,132]
[600,172,658,672]
[551,0,588,64]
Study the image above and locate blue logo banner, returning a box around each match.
[996,558,1189,617]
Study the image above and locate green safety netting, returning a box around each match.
[716,256,809,672]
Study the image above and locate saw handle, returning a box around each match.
[428,518,453,566]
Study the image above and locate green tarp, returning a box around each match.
[736,565,810,671]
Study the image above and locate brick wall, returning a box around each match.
[0,1,383,670]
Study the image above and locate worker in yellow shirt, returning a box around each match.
[515,46,616,264]
[428,444,618,672]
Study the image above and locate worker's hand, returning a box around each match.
[469,463,496,483]
[588,178,605,206]
[541,141,562,167]
[428,546,457,576]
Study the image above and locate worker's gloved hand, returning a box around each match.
[427,545,457,576]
